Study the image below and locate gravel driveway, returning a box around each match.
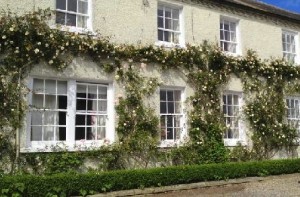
[147,173,300,197]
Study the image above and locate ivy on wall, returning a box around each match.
[0,10,300,174]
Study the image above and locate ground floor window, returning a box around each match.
[27,78,114,150]
[222,91,244,146]
[286,97,300,134]
[160,89,184,141]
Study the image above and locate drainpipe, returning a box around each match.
[14,67,22,171]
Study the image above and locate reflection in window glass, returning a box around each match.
[160,90,183,141]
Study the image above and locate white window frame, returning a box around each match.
[55,0,93,32]
[220,16,240,55]
[282,30,299,64]
[286,97,300,136]
[159,87,186,147]
[222,91,245,146]
[156,2,185,48]
[23,77,114,152]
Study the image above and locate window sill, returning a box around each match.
[155,41,185,49]
[222,51,242,57]
[158,140,183,148]
[224,139,247,147]
[20,140,111,153]
[51,24,95,35]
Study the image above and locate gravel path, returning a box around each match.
[146,173,300,197]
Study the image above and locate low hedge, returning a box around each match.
[1,159,300,196]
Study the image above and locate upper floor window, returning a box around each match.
[222,92,244,146]
[160,89,184,141]
[56,0,91,29]
[27,78,114,151]
[286,97,300,135]
[220,18,238,54]
[157,4,183,46]
[282,30,298,63]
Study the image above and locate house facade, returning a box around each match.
[1,0,300,156]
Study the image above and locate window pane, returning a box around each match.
[165,7,171,18]
[97,127,106,140]
[78,0,88,14]
[77,84,86,94]
[58,95,67,109]
[230,22,236,31]
[87,100,97,111]
[56,12,66,25]
[175,102,181,113]
[45,95,56,109]
[56,0,66,10]
[160,90,166,101]
[168,102,174,113]
[57,81,67,95]
[76,115,86,125]
[58,112,67,125]
[31,126,42,141]
[44,111,57,125]
[43,126,55,141]
[234,95,239,105]
[224,22,229,31]
[158,17,163,28]
[173,9,179,19]
[77,15,87,28]
[158,7,163,16]
[97,116,106,126]
[166,128,173,140]
[57,127,66,141]
[282,34,286,43]
[228,94,232,105]
[75,127,85,140]
[88,85,97,99]
[158,30,164,41]
[228,106,233,116]
[33,79,44,93]
[224,31,230,41]
[87,115,96,126]
[230,32,236,42]
[167,115,173,127]
[45,80,56,94]
[86,127,96,140]
[98,101,107,112]
[31,111,43,125]
[67,0,77,12]
[173,20,179,31]
[164,31,171,42]
[287,34,291,43]
[165,18,171,29]
[32,94,43,108]
[174,91,181,101]
[66,13,76,26]
[167,91,174,101]
[96,86,106,98]
[173,32,179,43]
[77,99,87,111]
[160,102,167,113]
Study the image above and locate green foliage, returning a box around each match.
[21,152,84,174]
[0,183,25,197]
[1,159,300,196]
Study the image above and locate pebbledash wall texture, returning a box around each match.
[1,0,300,159]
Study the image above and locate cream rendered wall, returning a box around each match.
[1,0,300,60]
